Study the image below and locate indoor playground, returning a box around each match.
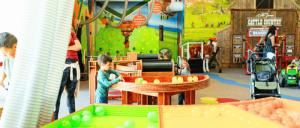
[1,0,300,128]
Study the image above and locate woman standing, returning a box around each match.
[263,25,281,57]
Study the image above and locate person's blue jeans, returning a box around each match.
[95,96,108,103]
[54,58,78,120]
[178,92,185,105]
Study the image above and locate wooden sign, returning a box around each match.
[247,12,282,27]
[233,54,242,63]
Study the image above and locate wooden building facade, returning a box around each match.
[216,0,300,69]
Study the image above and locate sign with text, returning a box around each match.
[248,29,277,37]
[247,12,282,27]
[150,1,162,14]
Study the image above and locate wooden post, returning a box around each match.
[137,94,142,105]
[158,93,171,105]
[122,91,133,105]
[159,25,163,41]
[142,94,148,105]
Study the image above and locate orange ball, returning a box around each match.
[238,105,247,111]
[294,119,300,128]
[259,109,270,117]
[270,114,282,122]
[297,115,300,120]
[278,113,287,119]
[261,101,268,106]
[268,101,275,106]
[273,120,282,125]
[282,115,293,122]
[247,104,255,110]
[261,105,269,110]
[273,100,283,108]
[254,106,262,113]
[275,108,287,114]
[265,117,272,120]
[254,103,261,107]
[284,121,296,128]
[248,108,258,115]
[266,104,275,112]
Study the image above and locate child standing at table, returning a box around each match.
[178,57,191,105]
[96,54,124,103]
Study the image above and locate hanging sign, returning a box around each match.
[247,12,282,27]
[133,9,147,28]
[149,1,162,14]
[248,29,277,37]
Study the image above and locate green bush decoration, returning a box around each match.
[129,26,159,54]
[95,26,125,56]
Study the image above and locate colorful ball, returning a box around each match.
[95,107,105,117]
[59,120,71,128]
[142,81,148,84]
[70,115,81,127]
[237,105,247,111]
[147,125,156,128]
[147,112,158,123]
[135,78,140,84]
[154,79,160,84]
[172,79,178,83]
[187,77,193,82]
[177,77,184,83]
[124,120,135,128]
[193,76,198,82]
[139,78,144,83]
[82,111,92,117]
[172,77,178,81]
[82,115,93,127]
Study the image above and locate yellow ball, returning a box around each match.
[154,79,160,84]
[135,78,140,83]
[178,77,183,83]
[193,76,198,82]
[187,77,193,82]
[172,79,178,83]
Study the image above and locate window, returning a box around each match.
[256,0,273,9]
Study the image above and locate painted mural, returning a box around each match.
[184,0,232,43]
[94,0,184,61]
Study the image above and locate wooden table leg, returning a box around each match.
[185,90,196,105]
[191,90,195,104]
[142,94,148,105]
[158,93,171,105]
[153,97,157,105]
[138,94,141,105]
[185,91,191,105]
[122,91,132,105]
[148,96,153,105]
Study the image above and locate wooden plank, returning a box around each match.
[132,92,137,103]
[191,90,195,104]
[185,91,191,105]
[122,91,127,105]
[122,91,133,105]
[137,94,141,105]
[158,93,164,105]
[148,96,153,105]
[142,94,148,105]
[153,97,157,105]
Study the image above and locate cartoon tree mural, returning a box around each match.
[129,26,159,54]
[95,26,125,56]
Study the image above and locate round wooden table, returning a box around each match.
[110,75,210,105]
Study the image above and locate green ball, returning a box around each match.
[82,115,93,127]
[147,112,158,123]
[95,107,105,117]
[59,120,71,128]
[172,77,178,81]
[142,81,148,84]
[147,125,156,128]
[124,120,135,128]
[116,127,124,128]
[82,111,92,117]
[139,78,144,83]
[70,115,81,127]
